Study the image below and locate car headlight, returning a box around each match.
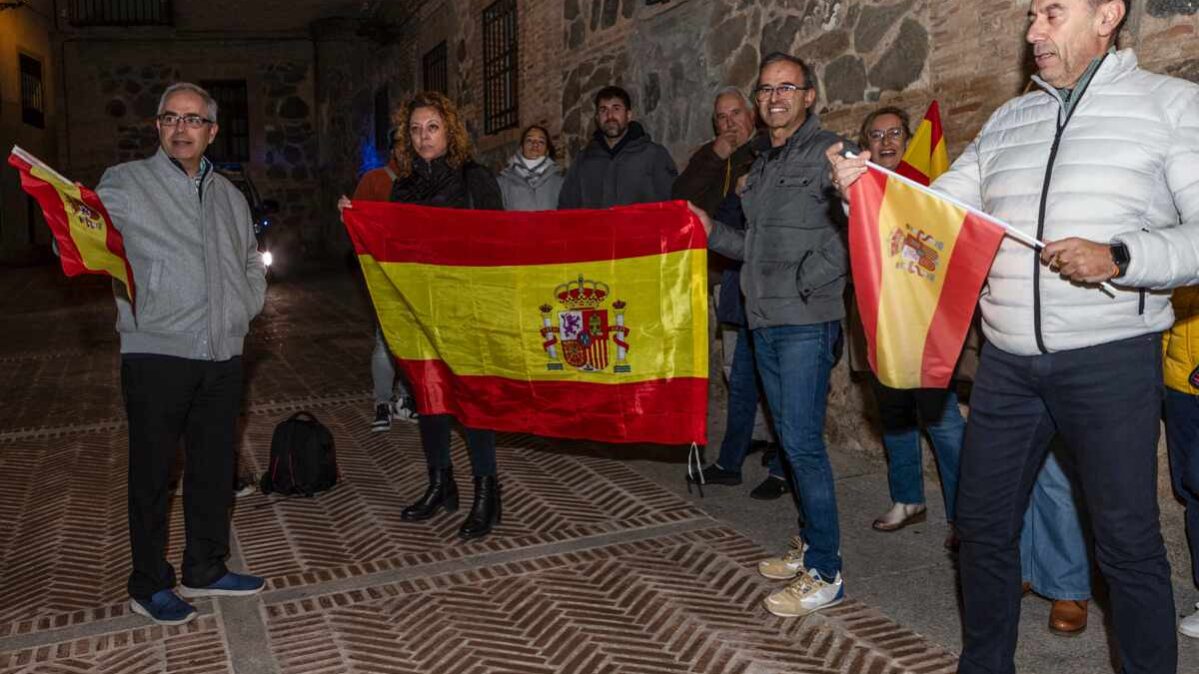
[262,251,273,267]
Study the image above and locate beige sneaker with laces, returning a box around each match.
[758,537,808,580]
[763,567,845,617]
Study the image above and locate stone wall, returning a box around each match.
[58,39,321,265]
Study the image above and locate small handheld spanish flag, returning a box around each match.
[895,100,950,187]
[7,145,135,307]
[849,164,1005,389]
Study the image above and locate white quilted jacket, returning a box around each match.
[934,49,1199,356]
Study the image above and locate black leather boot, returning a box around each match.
[458,475,501,540]
[401,468,459,521]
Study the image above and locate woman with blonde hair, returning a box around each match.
[340,90,504,539]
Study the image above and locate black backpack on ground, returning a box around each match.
[260,411,338,497]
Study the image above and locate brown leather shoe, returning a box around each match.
[1049,599,1088,636]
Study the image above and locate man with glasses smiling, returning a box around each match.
[689,52,853,618]
[96,82,267,626]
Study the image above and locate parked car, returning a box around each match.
[215,163,280,278]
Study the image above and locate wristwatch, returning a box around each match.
[1110,242,1130,278]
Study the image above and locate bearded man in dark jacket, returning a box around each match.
[557,85,677,209]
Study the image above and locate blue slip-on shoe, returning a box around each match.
[179,572,266,598]
[129,589,198,625]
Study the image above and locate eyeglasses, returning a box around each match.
[158,113,213,128]
[868,128,906,142]
[753,83,811,100]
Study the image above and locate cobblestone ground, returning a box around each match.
[0,266,960,673]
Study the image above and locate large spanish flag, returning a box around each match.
[849,165,1005,389]
[343,200,708,445]
[895,101,949,186]
[7,145,135,304]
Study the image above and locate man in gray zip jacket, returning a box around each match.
[690,52,851,619]
[832,1,1199,671]
[97,82,267,626]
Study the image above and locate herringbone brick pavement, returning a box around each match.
[261,528,957,674]
[0,615,232,674]
[0,267,960,673]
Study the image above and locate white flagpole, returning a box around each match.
[10,145,73,185]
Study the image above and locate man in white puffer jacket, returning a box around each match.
[831,1,1199,672]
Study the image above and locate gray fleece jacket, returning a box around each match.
[97,148,266,361]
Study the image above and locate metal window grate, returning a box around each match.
[422,41,448,95]
[482,0,518,135]
[68,0,173,26]
[200,80,250,163]
[19,54,45,130]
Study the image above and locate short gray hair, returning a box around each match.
[157,82,219,121]
[711,86,756,131]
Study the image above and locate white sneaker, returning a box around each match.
[758,537,808,580]
[1181,602,1199,639]
[390,396,419,423]
[763,567,845,617]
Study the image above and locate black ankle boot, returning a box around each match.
[401,468,459,521]
[458,475,501,540]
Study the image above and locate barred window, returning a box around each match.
[422,41,448,95]
[68,0,173,27]
[19,54,44,130]
[482,0,518,134]
[200,80,250,163]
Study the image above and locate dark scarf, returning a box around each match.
[390,155,469,207]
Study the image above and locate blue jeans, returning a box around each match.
[956,336,1174,674]
[1164,388,1199,589]
[716,325,784,478]
[876,384,964,521]
[753,321,841,579]
[1020,450,1091,600]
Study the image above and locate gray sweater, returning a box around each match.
[707,114,850,329]
[97,148,266,361]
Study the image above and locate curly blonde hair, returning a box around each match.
[391,91,473,179]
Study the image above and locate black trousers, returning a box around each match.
[122,354,243,599]
[956,335,1175,674]
[417,415,496,477]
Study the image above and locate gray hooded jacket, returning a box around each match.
[498,155,564,211]
[707,114,850,329]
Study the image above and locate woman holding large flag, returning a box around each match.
[340,91,506,540]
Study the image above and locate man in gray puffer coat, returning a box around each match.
[557,85,677,209]
[498,125,564,211]
[97,82,267,626]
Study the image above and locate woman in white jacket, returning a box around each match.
[497,125,565,211]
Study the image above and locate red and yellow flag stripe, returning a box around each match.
[896,100,950,187]
[849,166,1004,389]
[8,146,135,304]
[343,200,708,445]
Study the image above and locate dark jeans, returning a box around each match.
[956,335,1175,674]
[418,414,497,477]
[716,324,784,478]
[1164,388,1199,589]
[753,321,841,579]
[122,354,243,599]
